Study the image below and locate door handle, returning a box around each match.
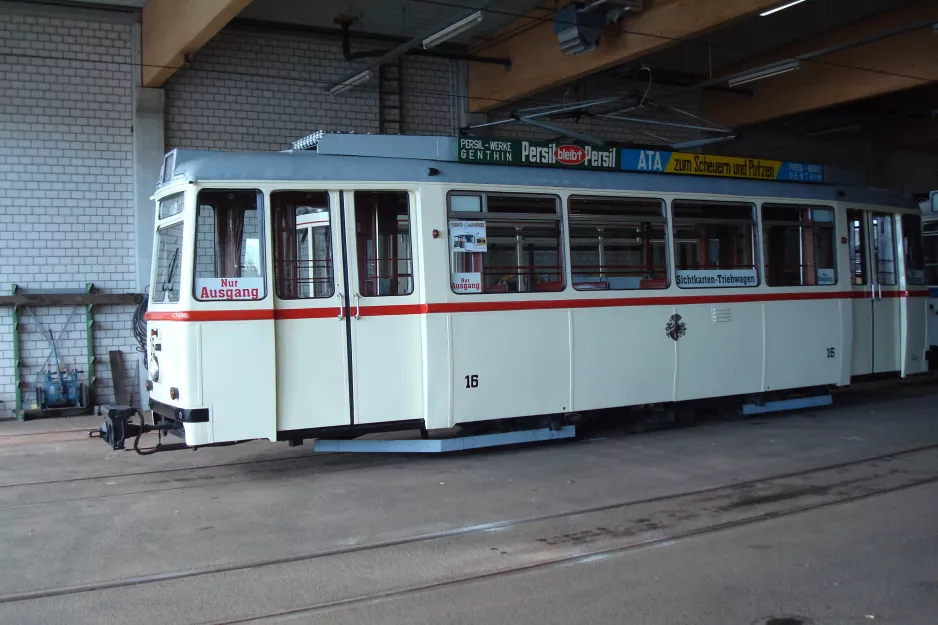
[354,293,361,320]
[337,293,345,320]
[878,284,884,300]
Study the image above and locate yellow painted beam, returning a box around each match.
[142,0,253,87]
[467,0,781,113]
[702,0,938,127]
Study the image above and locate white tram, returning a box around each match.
[920,192,938,360]
[145,135,929,447]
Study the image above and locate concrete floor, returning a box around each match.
[0,381,936,624]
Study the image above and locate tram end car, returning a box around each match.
[919,191,938,367]
[141,135,931,451]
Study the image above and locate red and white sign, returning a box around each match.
[196,277,264,301]
[553,145,586,165]
[451,272,482,294]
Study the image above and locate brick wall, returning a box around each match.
[0,9,138,418]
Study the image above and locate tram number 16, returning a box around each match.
[465,374,479,389]
[826,347,836,359]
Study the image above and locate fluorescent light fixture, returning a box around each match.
[727,59,800,87]
[422,10,483,49]
[760,0,809,17]
[328,70,372,96]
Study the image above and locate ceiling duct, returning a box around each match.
[555,3,606,55]
[555,1,643,55]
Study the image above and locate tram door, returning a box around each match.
[847,209,901,375]
[342,190,424,425]
[271,191,353,431]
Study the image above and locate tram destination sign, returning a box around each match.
[620,149,824,183]
[457,137,619,171]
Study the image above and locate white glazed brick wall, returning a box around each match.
[165,27,460,151]
[0,11,137,417]
[402,55,456,136]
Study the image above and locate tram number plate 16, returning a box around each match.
[464,374,479,388]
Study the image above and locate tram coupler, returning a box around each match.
[89,405,140,450]
[90,405,184,452]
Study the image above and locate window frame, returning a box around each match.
[671,199,760,289]
[153,219,185,304]
[192,188,268,302]
[271,190,335,300]
[760,203,837,288]
[354,190,415,298]
[901,213,926,287]
[871,212,898,287]
[447,190,565,295]
[567,195,670,291]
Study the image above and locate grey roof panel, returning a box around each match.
[166,148,917,210]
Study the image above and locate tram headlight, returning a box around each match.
[148,355,160,382]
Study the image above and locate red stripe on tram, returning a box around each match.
[144,310,275,322]
[144,290,930,322]
[274,308,342,320]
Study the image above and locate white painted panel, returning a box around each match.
[851,297,873,376]
[451,310,569,422]
[927,297,938,349]
[764,300,843,391]
[675,303,763,401]
[353,315,424,424]
[422,314,453,430]
[275,317,350,431]
[147,321,201,408]
[901,297,928,375]
[873,298,901,373]
[201,320,277,442]
[571,306,676,410]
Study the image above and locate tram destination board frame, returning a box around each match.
[456,137,824,183]
[457,137,619,171]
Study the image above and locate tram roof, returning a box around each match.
[161,139,917,210]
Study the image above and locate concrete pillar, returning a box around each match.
[133,87,165,293]
[133,87,164,410]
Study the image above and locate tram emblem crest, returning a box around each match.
[665,314,686,342]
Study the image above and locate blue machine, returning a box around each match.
[41,366,81,409]
[37,329,85,410]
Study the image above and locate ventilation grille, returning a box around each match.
[712,307,732,323]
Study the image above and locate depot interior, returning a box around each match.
[1,0,937,419]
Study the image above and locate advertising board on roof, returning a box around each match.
[456,137,824,183]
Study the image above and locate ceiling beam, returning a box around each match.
[142,0,253,87]
[701,0,938,128]
[466,0,781,113]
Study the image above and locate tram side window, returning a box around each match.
[846,209,867,285]
[762,204,836,287]
[672,200,758,288]
[271,191,334,299]
[153,222,183,303]
[923,222,938,285]
[193,189,266,301]
[872,213,897,286]
[901,214,926,286]
[448,192,563,294]
[354,191,414,297]
[569,196,668,290]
